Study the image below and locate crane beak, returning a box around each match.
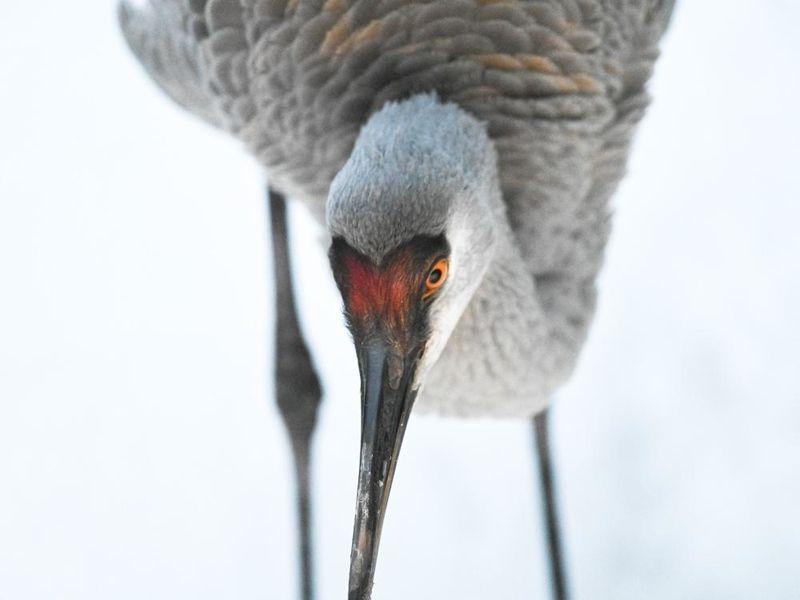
[348,339,421,600]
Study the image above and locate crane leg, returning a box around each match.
[533,410,569,600]
[268,188,322,600]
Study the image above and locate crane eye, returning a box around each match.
[423,258,449,299]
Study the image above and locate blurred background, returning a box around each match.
[1,2,799,599]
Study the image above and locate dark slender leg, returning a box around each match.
[268,188,322,600]
[534,410,569,600]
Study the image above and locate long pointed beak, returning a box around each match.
[348,340,420,600]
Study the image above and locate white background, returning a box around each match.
[1,2,798,599]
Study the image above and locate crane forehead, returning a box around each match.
[341,249,418,320]
[329,234,449,336]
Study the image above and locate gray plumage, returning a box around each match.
[120,0,675,417]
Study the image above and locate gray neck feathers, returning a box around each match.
[326,93,499,262]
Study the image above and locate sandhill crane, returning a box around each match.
[119,1,675,598]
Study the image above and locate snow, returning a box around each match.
[0,1,798,599]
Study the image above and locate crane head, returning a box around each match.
[328,233,449,598]
[326,93,499,598]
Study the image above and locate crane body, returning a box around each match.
[120,1,675,598]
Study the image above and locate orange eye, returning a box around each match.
[423,258,449,299]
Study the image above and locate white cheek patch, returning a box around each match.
[412,220,493,390]
[413,294,463,389]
